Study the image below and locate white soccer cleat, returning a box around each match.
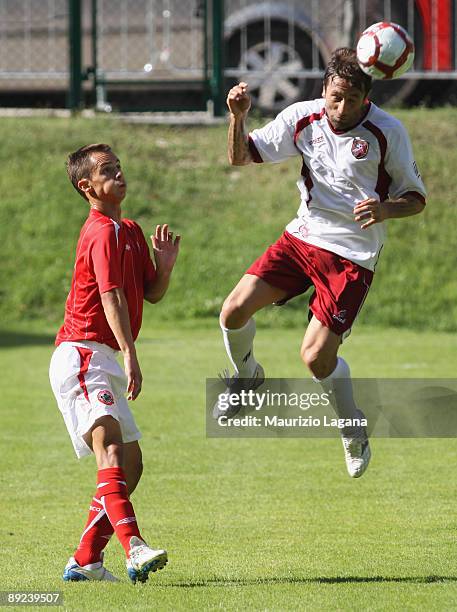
[126,536,168,584]
[212,364,265,419]
[341,411,371,478]
[63,553,119,582]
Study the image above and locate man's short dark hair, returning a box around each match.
[67,143,112,201]
[324,48,372,95]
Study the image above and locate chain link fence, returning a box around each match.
[0,0,68,87]
[95,0,206,78]
[89,0,214,112]
[0,0,455,112]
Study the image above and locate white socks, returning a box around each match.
[220,320,358,429]
[220,316,258,378]
[315,357,359,427]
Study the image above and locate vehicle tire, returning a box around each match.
[225,20,325,114]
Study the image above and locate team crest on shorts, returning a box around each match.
[97,390,114,406]
[351,138,369,159]
[298,224,309,238]
[332,309,348,324]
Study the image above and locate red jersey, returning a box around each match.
[56,209,156,350]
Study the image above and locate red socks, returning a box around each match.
[74,496,114,566]
[74,467,142,565]
[96,467,142,556]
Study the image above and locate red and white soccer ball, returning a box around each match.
[356,22,415,80]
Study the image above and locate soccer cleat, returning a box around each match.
[212,364,265,420]
[341,410,371,478]
[126,536,168,584]
[63,553,119,582]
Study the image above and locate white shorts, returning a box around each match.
[49,340,141,459]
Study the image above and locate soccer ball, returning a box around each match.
[356,22,415,80]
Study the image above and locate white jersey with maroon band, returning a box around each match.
[248,98,426,271]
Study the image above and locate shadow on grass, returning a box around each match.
[165,575,457,588]
[0,330,55,348]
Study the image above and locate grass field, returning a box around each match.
[2,324,457,610]
[1,109,457,331]
[2,106,457,610]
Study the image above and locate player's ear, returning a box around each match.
[77,178,93,197]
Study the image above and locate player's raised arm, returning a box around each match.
[227,82,253,166]
[144,224,180,304]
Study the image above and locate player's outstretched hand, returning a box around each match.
[124,351,143,401]
[227,82,251,116]
[354,198,387,229]
[151,224,181,273]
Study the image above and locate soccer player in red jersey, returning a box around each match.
[49,143,180,583]
[213,49,426,477]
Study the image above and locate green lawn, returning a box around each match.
[1,109,457,331]
[1,325,457,610]
[2,105,457,611]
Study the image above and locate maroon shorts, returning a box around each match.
[245,231,373,335]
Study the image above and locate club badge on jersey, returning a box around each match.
[351,138,370,159]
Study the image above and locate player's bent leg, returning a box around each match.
[59,410,166,584]
[86,416,168,584]
[54,347,166,583]
[301,316,371,478]
[220,274,287,330]
[220,274,287,377]
[88,415,124,468]
[300,315,341,380]
[71,497,115,574]
[65,416,123,579]
[214,275,287,419]
[119,443,167,584]
[71,439,142,574]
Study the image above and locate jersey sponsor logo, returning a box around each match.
[97,389,114,406]
[351,138,369,159]
[308,135,324,146]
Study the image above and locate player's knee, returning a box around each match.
[300,344,318,370]
[92,438,123,469]
[104,443,123,467]
[220,295,250,328]
[301,345,334,379]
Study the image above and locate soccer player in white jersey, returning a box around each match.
[213,48,426,477]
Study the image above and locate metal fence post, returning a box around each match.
[91,0,97,90]
[211,0,224,116]
[68,0,82,110]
